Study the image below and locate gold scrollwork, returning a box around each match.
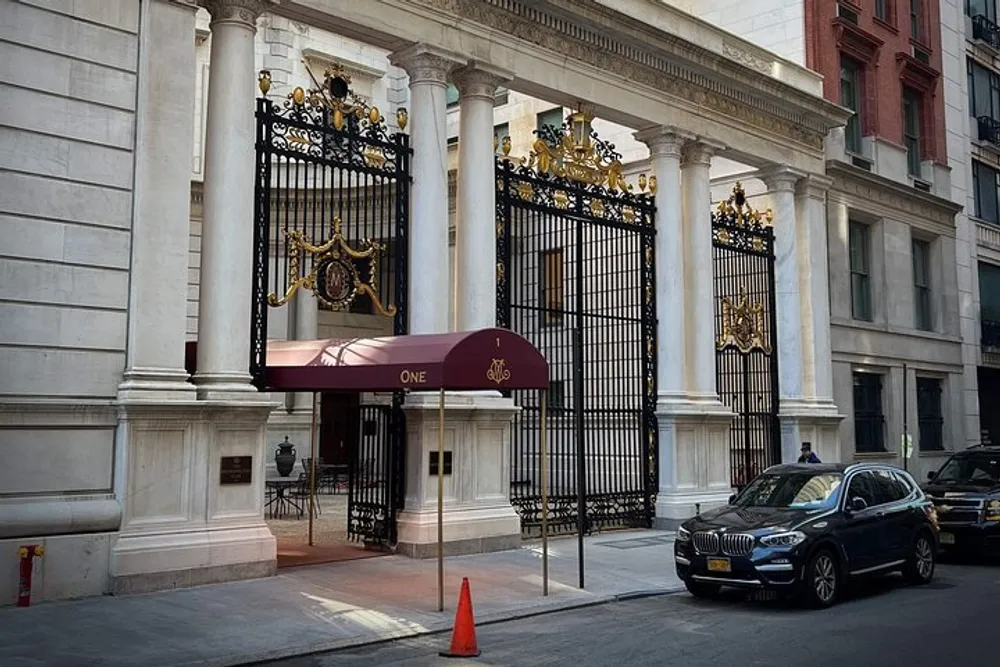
[522,111,632,193]
[716,286,771,354]
[516,182,534,201]
[487,358,512,385]
[553,189,570,209]
[267,217,397,318]
[715,181,774,228]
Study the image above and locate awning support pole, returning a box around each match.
[308,391,318,547]
[437,387,445,613]
[541,389,549,596]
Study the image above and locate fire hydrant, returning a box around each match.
[17,545,44,607]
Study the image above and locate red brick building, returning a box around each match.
[806,0,947,176]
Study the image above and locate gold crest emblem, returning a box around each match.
[487,358,511,385]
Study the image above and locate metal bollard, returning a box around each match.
[17,545,44,607]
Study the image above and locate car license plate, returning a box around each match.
[707,557,731,573]
[940,532,955,545]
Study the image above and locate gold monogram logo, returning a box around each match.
[486,358,511,385]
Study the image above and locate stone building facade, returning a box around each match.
[0,0,846,605]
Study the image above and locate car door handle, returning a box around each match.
[875,511,886,518]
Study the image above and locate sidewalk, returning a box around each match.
[0,530,682,667]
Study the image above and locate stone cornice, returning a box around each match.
[825,160,961,228]
[300,48,386,81]
[439,0,849,148]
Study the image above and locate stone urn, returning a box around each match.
[274,436,297,477]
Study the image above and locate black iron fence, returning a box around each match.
[496,116,657,536]
[252,67,410,545]
[711,183,781,488]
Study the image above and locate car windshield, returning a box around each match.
[933,454,1000,486]
[734,472,844,509]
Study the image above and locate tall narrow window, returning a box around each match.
[903,87,922,177]
[849,221,873,322]
[876,0,889,22]
[494,122,510,152]
[968,0,998,23]
[539,249,564,326]
[912,238,933,331]
[910,0,922,41]
[536,107,564,135]
[916,378,944,450]
[445,83,459,108]
[854,372,886,453]
[973,160,1000,224]
[840,56,863,154]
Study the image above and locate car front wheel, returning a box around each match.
[802,549,839,608]
[903,532,936,585]
[684,579,721,599]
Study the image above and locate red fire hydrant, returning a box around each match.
[17,545,44,607]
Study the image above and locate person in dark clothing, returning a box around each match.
[798,442,821,463]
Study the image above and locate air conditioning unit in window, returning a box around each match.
[911,45,931,64]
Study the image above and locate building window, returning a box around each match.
[910,0,923,41]
[494,122,510,152]
[916,378,944,451]
[968,0,998,23]
[912,238,932,331]
[981,262,1000,349]
[854,372,886,453]
[539,248,564,326]
[973,160,1000,224]
[445,83,459,108]
[549,380,566,409]
[849,221,873,322]
[903,87,922,177]
[967,58,1000,121]
[876,0,890,22]
[841,56,863,154]
[536,107,564,135]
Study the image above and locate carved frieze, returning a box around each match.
[419,0,830,150]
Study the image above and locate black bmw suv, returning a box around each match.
[674,463,939,607]
[923,445,1000,557]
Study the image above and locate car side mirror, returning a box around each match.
[927,471,937,481]
[728,494,737,505]
[848,497,868,513]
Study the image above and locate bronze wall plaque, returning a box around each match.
[220,456,253,485]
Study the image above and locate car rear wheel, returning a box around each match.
[684,579,721,599]
[903,532,935,585]
[802,549,839,608]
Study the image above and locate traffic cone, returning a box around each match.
[440,577,481,658]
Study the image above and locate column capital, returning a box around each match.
[634,125,693,159]
[795,173,834,200]
[389,44,464,86]
[681,138,724,167]
[759,165,806,192]
[452,62,512,101]
[201,0,276,27]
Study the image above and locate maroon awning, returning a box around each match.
[184,328,549,392]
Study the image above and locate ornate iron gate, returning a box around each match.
[252,66,410,544]
[711,182,780,488]
[496,112,657,537]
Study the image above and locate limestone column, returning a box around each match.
[635,127,689,404]
[795,175,837,405]
[192,0,273,399]
[681,140,726,401]
[762,167,808,462]
[117,0,200,401]
[389,45,459,335]
[453,63,511,332]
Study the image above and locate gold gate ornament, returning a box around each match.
[267,216,397,317]
[716,287,771,354]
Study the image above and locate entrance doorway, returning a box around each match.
[320,392,359,467]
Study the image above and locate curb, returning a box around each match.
[186,585,685,667]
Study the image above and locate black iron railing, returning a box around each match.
[983,318,1000,351]
[974,15,1000,51]
[978,116,1000,146]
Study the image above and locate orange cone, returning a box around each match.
[440,577,481,658]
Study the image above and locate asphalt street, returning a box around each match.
[264,560,998,667]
